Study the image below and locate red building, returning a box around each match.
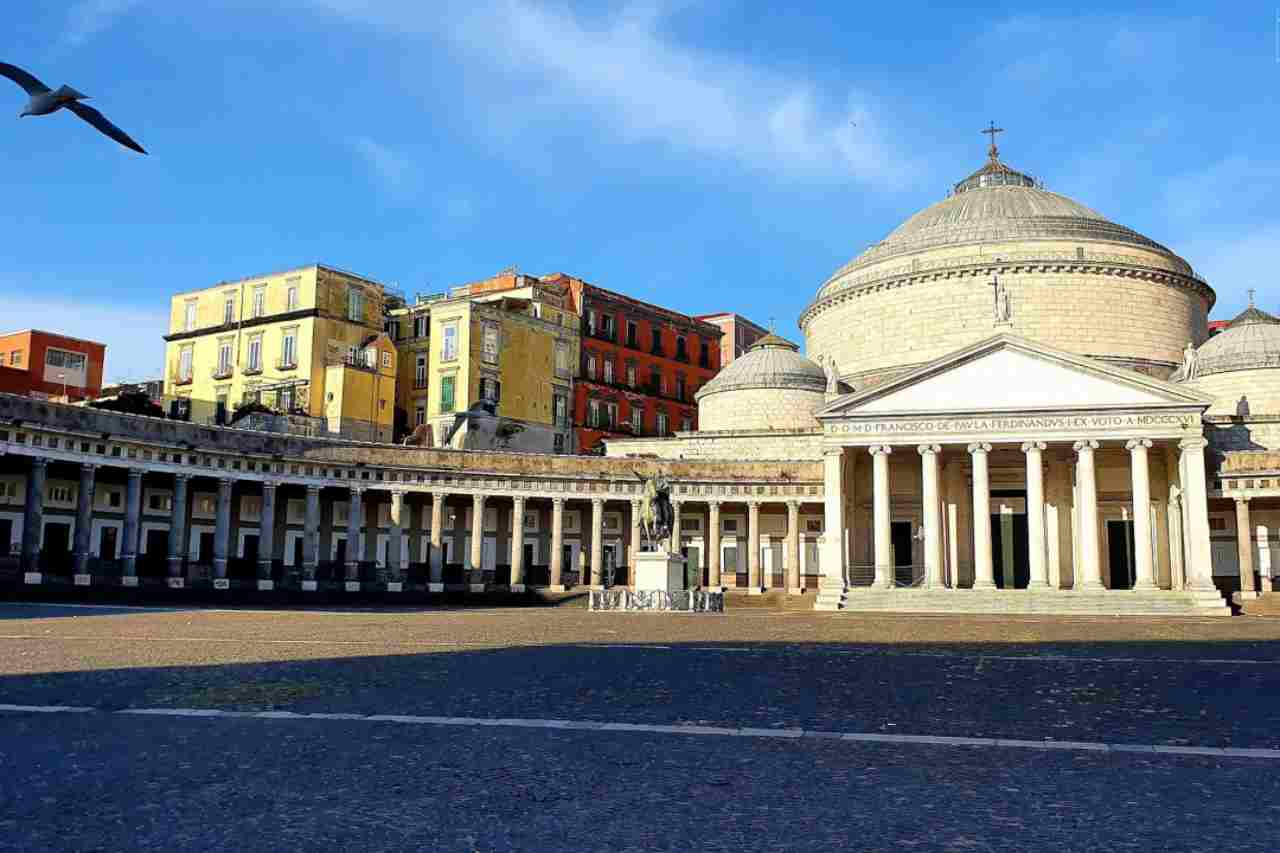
[695,312,776,367]
[0,329,107,402]
[546,274,722,453]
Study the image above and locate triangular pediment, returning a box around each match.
[819,335,1212,418]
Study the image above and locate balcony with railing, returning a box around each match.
[211,364,233,380]
[276,355,298,371]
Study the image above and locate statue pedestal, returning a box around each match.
[589,549,723,614]
[634,550,686,592]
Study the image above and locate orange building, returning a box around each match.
[695,312,776,367]
[0,329,106,401]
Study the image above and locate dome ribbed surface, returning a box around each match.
[818,159,1190,296]
[1197,304,1280,377]
[696,335,826,398]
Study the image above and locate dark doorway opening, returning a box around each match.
[334,537,348,566]
[143,528,169,576]
[98,526,118,561]
[0,519,12,557]
[990,513,1030,589]
[1107,520,1136,590]
[198,531,215,564]
[41,522,72,571]
[292,537,304,570]
[890,521,914,586]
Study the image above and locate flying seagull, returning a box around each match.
[0,62,146,154]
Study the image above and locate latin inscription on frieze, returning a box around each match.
[825,413,1198,436]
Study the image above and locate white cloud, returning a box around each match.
[0,292,168,383]
[312,1,910,184]
[351,137,424,200]
[64,0,143,46]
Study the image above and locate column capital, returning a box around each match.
[868,444,893,457]
[30,456,48,468]
[708,499,722,511]
[1179,437,1209,451]
[431,489,446,500]
[822,447,844,458]
[173,472,191,483]
[1073,439,1100,453]
[917,443,941,456]
[591,496,604,508]
[787,499,801,511]
[217,475,235,489]
[472,492,486,503]
[967,442,992,455]
[1020,440,1047,453]
[1235,496,1251,506]
[305,483,321,494]
[390,488,405,500]
[747,499,761,509]
[260,479,276,492]
[127,467,145,481]
[349,484,365,496]
[1125,438,1153,451]
[552,496,566,508]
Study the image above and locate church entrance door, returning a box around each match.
[1106,520,1136,590]
[990,512,1030,589]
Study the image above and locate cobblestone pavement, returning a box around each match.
[3,604,1280,851]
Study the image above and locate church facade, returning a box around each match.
[1,145,1277,615]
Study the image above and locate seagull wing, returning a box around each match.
[0,62,51,95]
[65,100,147,155]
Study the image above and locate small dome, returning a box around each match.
[696,334,826,399]
[1196,303,1280,377]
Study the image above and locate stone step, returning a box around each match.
[816,588,1229,617]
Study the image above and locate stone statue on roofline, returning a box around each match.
[1173,341,1199,382]
[818,354,840,395]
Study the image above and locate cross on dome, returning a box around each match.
[982,121,1004,161]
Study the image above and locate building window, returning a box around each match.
[586,352,597,380]
[252,286,266,319]
[659,373,668,395]
[10,350,19,367]
[723,546,738,572]
[441,322,458,361]
[626,363,636,388]
[45,348,87,373]
[178,346,193,382]
[699,340,710,368]
[183,299,197,332]
[414,315,427,339]
[605,401,617,429]
[676,336,688,361]
[481,323,499,364]
[656,411,668,435]
[286,279,299,311]
[480,376,501,404]
[554,341,570,379]
[415,354,427,388]
[587,309,597,335]
[415,405,426,426]
[599,314,615,341]
[246,334,262,372]
[381,351,392,369]
[676,375,686,401]
[279,387,294,412]
[347,287,364,323]
[553,393,568,427]
[280,329,297,369]
[651,328,663,356]
[223,293,235,325]
[630,406,642,434]
[440,375,456,413]
[386,319,400,340]
[588,399,601,428]
[603,359,614,385]
[681,416,693,432]
[216,341,233,377]
[626,321,638,348]
[553,433,565,454]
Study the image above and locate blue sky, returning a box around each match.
[1,1,1276,381]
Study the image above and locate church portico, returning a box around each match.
[812,336,1228,615]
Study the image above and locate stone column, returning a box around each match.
[429,492,445,588]
[1073,440,1103,590]
[1235,497,1256,596]
[211,476,232,581]
[870,445,893,588]
[787,500,802,594]
[629,499,642,584]
[707,501,722,589]
[820,448,846,588]
[549,498,566,591]
[1023,441,1048,589]
[919,444,943,589]
[388,490,405,584]
[345,486,363,583]
[20,457,47,575]
[168,473,189,580]
[302,484,320,582]
[589,498,604,587]
[747,500,762,593]
[1179,438,1216,592]
[510,496,527,590]
[969,443,994,590]
[122,468,144,581]
[944,454,964,588]
[1127,439,1157,590]
[258,481,276,583]
[469,493,486,583]
[72,463,96,578]
[669,500,683,555]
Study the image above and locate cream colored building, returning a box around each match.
[162,264,398,442]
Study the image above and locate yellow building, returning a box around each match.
[391,272,579,452]
[162,264,399,442]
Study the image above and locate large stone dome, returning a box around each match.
[801,150,1215,390]
[695,334,826,432]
